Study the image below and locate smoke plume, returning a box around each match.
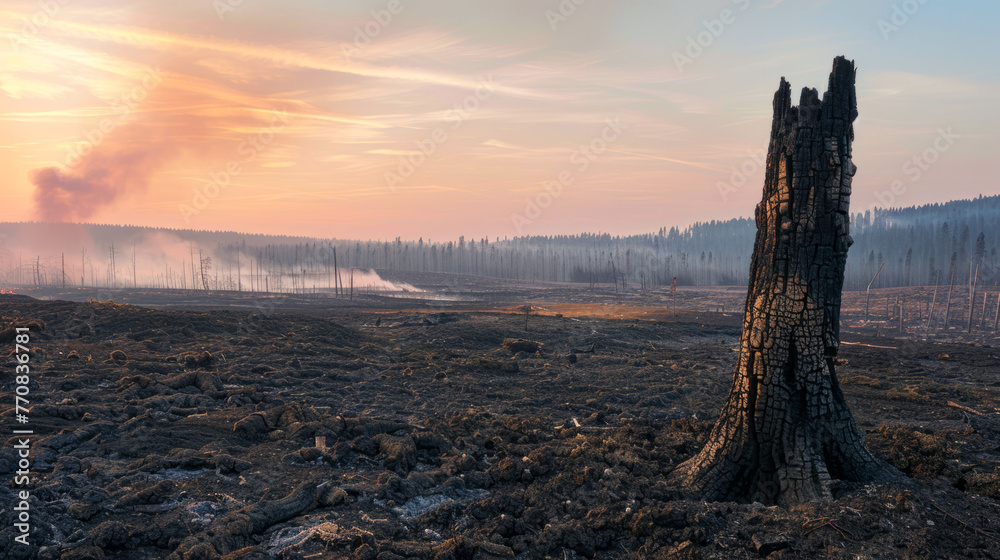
[29,73,217,222]
[30,123,180,221]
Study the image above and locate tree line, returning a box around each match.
[1,195,997,292]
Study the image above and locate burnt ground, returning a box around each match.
[2,282,1000,559]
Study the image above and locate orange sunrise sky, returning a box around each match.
[1,0,997,241]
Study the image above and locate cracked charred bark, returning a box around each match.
[668,57,901,505]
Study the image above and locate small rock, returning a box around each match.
[425,528,443,541]
[184,351,213,367]
[502,338,542,354]
[666,408,689,420]
[68,503,101,521]
[233,413,268,437]
[319,486,349,507]
[751,533,789,556]
[299,447,323,461]
[282,452,307,466]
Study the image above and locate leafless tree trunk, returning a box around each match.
[968,263,979,333]
[109,243,116,288]
[199,249,212,291]
[190,243,197,290]
[994,291,1000,331]
[980,292,987,331]
[929,271,940,330]
[864,262,884,321]
[669,57,900,505]
[333,247,340,297]
[943,268,955,329]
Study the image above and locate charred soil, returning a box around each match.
[3,291,1000,559]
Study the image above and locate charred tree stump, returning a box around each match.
[668,57,901,505]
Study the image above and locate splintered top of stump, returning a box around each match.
[772,55,857,142]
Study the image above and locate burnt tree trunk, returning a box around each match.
[668,57,900,505]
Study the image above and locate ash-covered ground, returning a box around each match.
[3,281,1000,559]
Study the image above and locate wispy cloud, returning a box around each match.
[0,0,995,239]
[45,20,557,100]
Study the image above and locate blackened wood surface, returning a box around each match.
[669,57,900,505]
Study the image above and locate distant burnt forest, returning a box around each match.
[1,195,998,293]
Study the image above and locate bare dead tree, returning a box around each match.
[980,291,987,330]
[199,249,212,291]
[943,265,956,329]
[994,291,1000,331]
[519,304,532,331]
[968,263,979,333]
[109,243,116,288]
[928,270,940,329]
[333,246,340,296]
[190,243,197,290]
[864,262,884,321]
[668,57,901,505]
